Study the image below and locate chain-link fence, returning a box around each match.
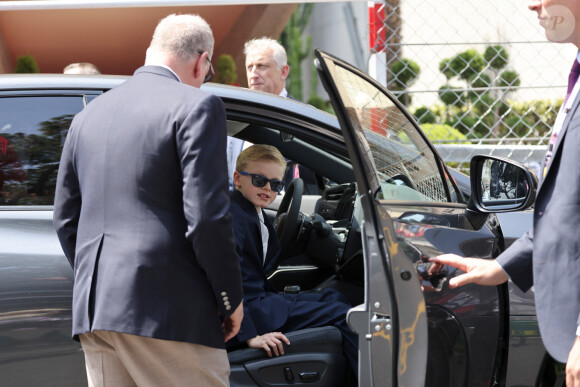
[370,0,577,175]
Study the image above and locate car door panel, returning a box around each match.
[0,210,85,386]
[386,203,504,386]
[315,49,429,386]
[0,93,91,386]
[315,48,508,386]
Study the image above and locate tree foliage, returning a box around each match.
[15,55,39,73]
[413,98,560,144]
[391,58,420,89]
[414,106,437,124]
[420,123,469,143]
[438,86,465,107]
[280,4,313,101]
[498,70,521,90]
[436,45,523,139]
[1,114,72,205]
[440,49,484,81]
[390,58,420,106]
[215,54,237,85]
[484,45,509,70]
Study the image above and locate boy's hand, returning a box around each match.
[222,302,243,342]
[247,332,290,357]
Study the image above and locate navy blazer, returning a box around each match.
[53,66,243,350]
[497,90,580,362]
[229,190,296,343]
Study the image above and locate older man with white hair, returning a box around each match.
[54,14,243,387]
[244,37,291,97]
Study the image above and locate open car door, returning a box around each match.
[315,49,428,386]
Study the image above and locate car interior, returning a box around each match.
[225,119,364,386]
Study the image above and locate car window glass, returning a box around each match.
[332,66,449,202]
[226,134,335,196]
[0,96,84,205]
[443,167,461,202]
[282,160,322,195]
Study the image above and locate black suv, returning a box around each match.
[0,51,558,387]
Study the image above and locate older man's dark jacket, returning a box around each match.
[53,66,243,350]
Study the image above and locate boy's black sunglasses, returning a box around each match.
[237,171,285,193]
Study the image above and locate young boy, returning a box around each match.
[229,144,358,376]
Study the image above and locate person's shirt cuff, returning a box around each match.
[496,260,512,281]
[576,325,580,337]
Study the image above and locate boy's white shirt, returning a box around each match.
[258,210,269,264]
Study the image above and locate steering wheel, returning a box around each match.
[274,178,304,248]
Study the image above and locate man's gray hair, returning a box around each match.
[63,62,101,75]
[149,14,214,64]
[244,37,287,70]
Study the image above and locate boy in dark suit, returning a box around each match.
[228,144,358,376]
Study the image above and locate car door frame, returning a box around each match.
[315,49,429,387]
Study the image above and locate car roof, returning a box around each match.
[0,73,340,130]
[205,83,339,128]
[0,73,129,91]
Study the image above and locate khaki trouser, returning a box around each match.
[80,330,230,387]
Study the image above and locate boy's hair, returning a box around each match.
[236,144,287,172]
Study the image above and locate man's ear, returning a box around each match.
[193,52,207,78]
[281,64,290,80]
[191,52,206,84]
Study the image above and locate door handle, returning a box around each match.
[415,261,448,291]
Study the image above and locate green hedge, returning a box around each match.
[413,98,562,144]
[420,123,469,143]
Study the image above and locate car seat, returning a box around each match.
[228,326,347,386]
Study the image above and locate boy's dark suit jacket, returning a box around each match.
[229,189,287,342]
[497,90,580,362]
[53,66,243,350]
[229,190,354,350]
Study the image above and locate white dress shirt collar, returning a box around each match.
[148,64,181,83]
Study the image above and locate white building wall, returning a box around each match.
[301,1,369,102]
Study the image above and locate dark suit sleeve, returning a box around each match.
[53,114,83,269]
[230,209,259,342]
[237,304,259,343]
[496,228,534,292]
[177,94,243,317]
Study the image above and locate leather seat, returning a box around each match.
[228,326,347,386]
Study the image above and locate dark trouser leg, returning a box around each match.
[280,289,359,377]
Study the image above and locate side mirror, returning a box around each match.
[469,155,538,213]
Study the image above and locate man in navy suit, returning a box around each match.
[53,14,243,386]
[431,1,580,385]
